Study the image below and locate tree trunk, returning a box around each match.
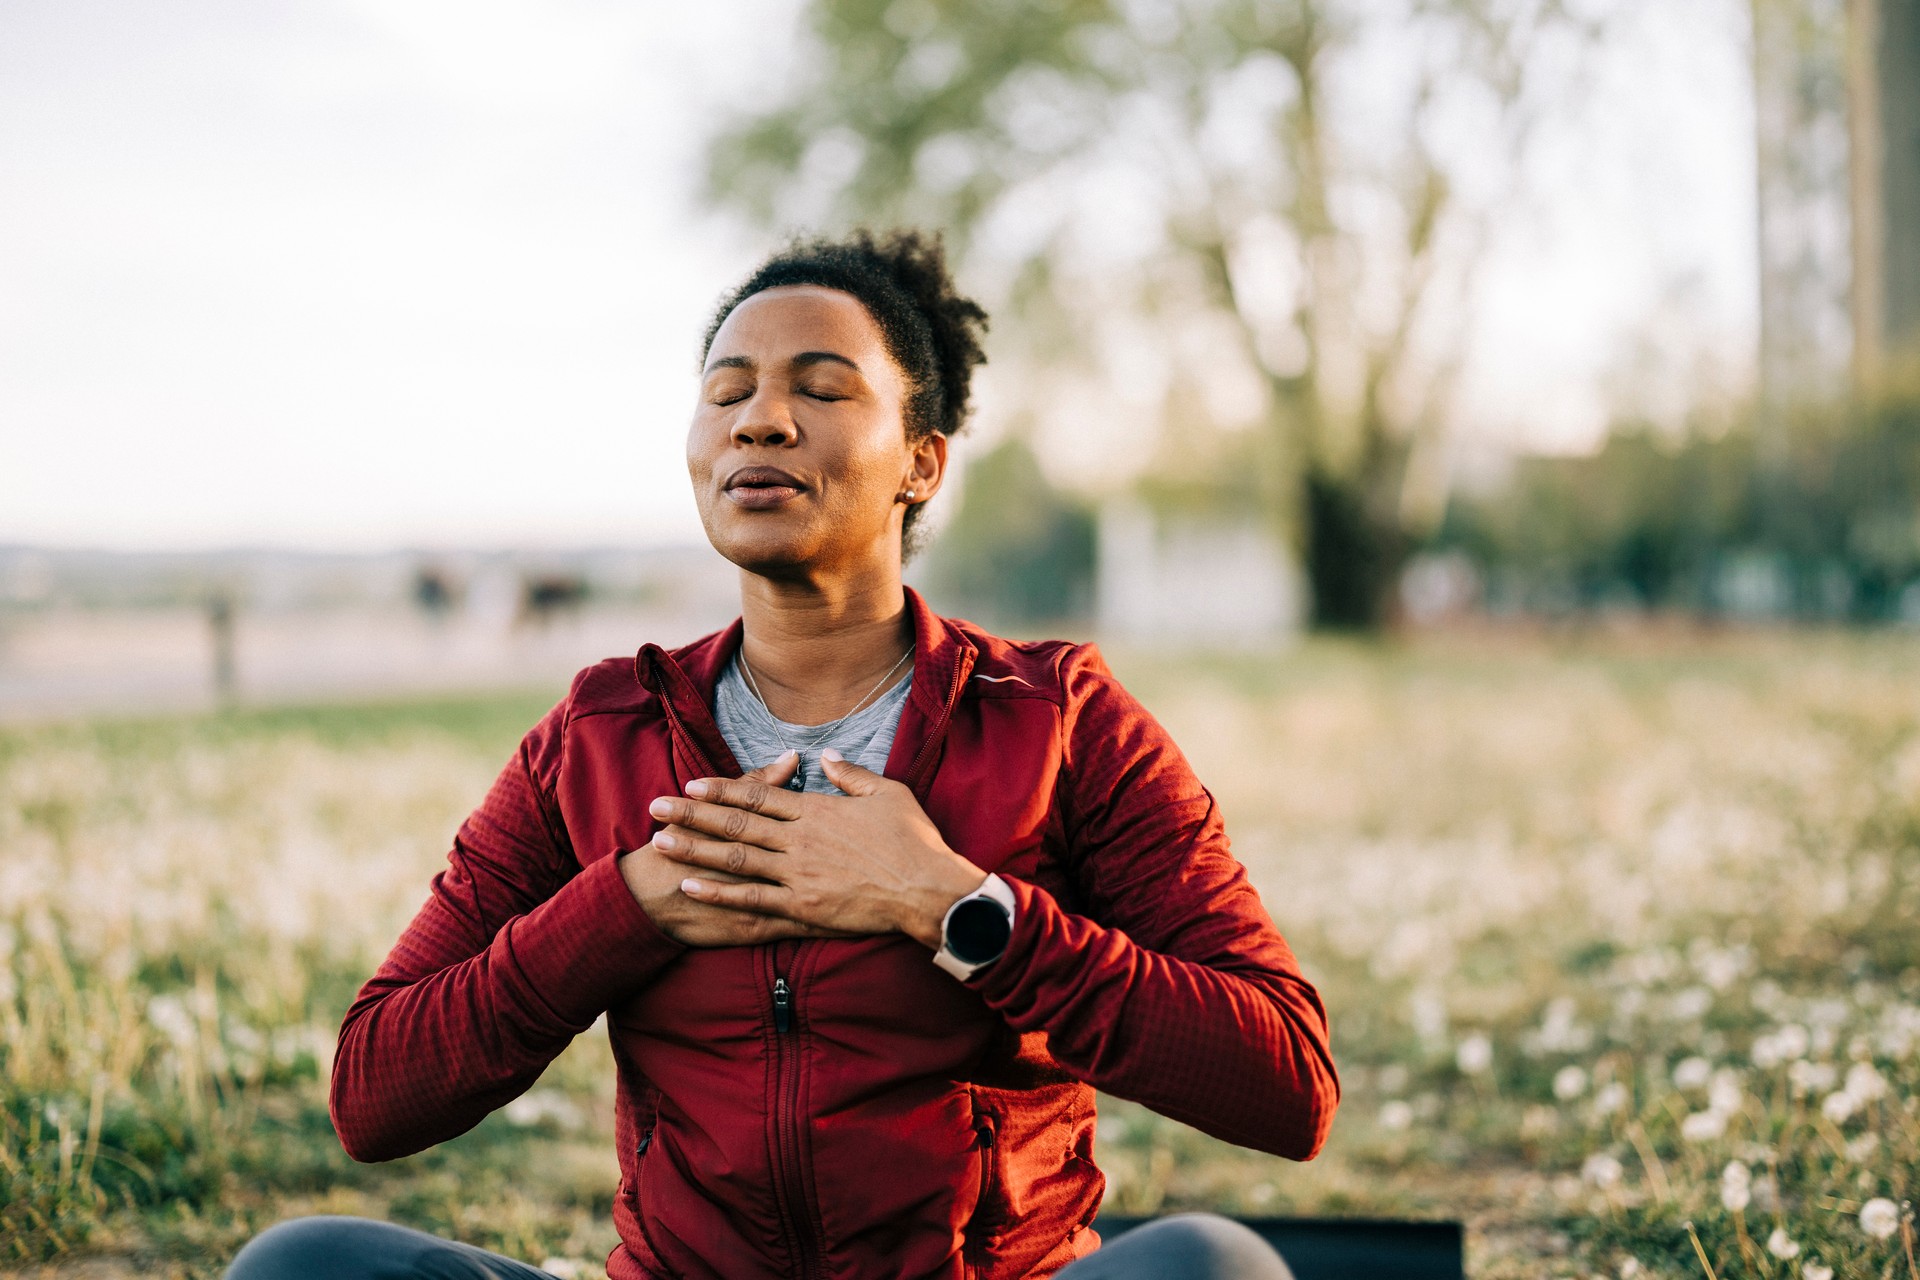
[1302,467,1408,630]
[1852,0,1920,390]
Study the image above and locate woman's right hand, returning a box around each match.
[619,752,849,946]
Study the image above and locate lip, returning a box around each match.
[722,465,808,510]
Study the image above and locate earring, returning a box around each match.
[902,489,917,502]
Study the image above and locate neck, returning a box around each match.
[735,566,914,725]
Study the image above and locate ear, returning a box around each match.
[901,431,947,505]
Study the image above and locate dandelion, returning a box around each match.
[1766,1228,1799,1259]
[1859,1196,1900,1240]
[1844,1061,1887,1102]
[1456,1033,1493,1075]
[1803,1264,1832,1280]
[1707,1069,1743,1115]
[1821,1091,1857,1123]
[1673,1056,1712,1090]
[1720,1161,1751,1212]
[1581,1153,1624,1189]
[1845,1133,1880,1163]
[1553,1065,1587,1100]
[1592,1082,1629,1116]
[1680,1110,1726,1142]
[1788,1059,1838,1095]
[1378,1100,1413,1131]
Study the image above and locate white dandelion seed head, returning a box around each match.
[1766,1228,1799,1259]
[1845,1061,1887,1103]
[1673,1056,1712,1090]
[1859,1197,1900,1240]
[1582,1153,1624,1189]
[1553,1065,1588,1100]
[1803,1263,1833,1280]
[1456,1033,1493,1075]
[1821,1091,1857,1124]
[1681,1110,1727,1142]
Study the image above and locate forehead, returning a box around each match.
[705,285,890,370]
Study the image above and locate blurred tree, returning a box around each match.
[707,0,1594,629]
[1850,0,1920,394]
[1437,395,1920,620]
[917,434,1096,626]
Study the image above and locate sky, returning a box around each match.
[0,0,1759,552]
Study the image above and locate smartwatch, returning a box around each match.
[933,874,1017,980]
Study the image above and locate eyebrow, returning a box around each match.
[702,351,864,376]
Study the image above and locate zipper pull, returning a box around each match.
[773,976,793,1034]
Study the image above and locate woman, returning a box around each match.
[227,231,1338,1280]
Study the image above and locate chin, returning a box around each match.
[705,520,821,577]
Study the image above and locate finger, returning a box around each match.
[818,748,889,797]
[683,772,805,821]
[679,876,796,917]
[654,829,782,882]
[649,795,788,848]
[741,750,801,791]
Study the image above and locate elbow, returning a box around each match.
[1272,1056,1342,1162]
[328,1034,415,1164]
[328,1083,405,1164]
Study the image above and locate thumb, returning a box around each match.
[819,748,886,796]
[743,749,800,790]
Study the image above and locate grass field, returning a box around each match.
[5,627,1920,1279]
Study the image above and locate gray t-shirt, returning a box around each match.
[712,655,912,795]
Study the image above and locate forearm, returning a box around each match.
[330,853,684,1161]
[969,878,1339,1160]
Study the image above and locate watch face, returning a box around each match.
[946,896,1012,965]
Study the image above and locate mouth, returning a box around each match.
[722,465,808,510]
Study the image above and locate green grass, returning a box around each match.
[7,632,1920,1277]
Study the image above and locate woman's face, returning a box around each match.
[688,285,944,577]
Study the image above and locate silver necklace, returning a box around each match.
[735,646,913,791]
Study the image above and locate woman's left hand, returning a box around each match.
[647,750,986,949]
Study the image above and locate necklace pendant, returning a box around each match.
[786,759,806,791]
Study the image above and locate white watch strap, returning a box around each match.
[932,873,1017,981]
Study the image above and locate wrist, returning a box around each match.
[903,858,988,950]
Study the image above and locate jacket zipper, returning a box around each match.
[769,960,823,1279]
[655,649,826,1275]
[772,976,793,1034]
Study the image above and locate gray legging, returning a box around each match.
[224,1213,1294,1279]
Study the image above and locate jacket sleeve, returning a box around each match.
[329,695,686,1162]
[967,645,1339,1160]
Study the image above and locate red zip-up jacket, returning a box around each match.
[330,589,1338,1279]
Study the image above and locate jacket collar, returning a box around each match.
[635,586,976,793]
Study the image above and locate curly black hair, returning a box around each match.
[701,229,989,552]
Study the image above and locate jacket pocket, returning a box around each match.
[964,1102,1003,1268]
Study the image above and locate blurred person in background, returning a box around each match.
[224,230,1338,1280]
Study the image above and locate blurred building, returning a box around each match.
[1095,500,1302,648]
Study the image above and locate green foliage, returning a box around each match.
[1442,396,1920,620]
[918,436,1095,625]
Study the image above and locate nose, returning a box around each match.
[733,387,798,447]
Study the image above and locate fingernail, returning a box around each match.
[780,749,798,763]
[822,748,844,763]
[655,832,676,850]
[681,878,703,894]
[649,797,673,818]
[686,779,709,797]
